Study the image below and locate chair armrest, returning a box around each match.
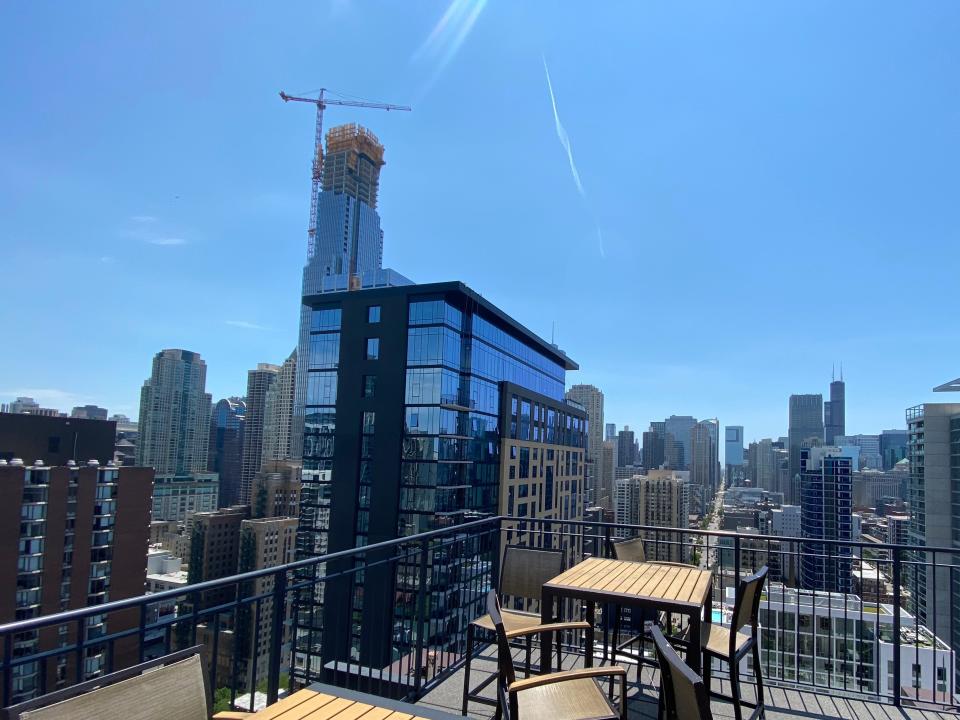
[504,620,591,640]
[213,712,253,719]
[508,665,627,693]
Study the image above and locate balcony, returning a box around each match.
[0,517,955,718]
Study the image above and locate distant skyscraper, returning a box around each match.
[824,371,846,444]
[240,363,279,505]
[836,434,881,470]
[616,471,689,562]
[664,415,697,470]
[565,384,604,505]
[70,404,108,420]
[690,419,719,513]
[617,426,637,466]
[880,429,908,470]
[788,394,824,503]
[302,124,412,295]
[800,446,853,593]
[136,349,212,474]
[642,422,666,471]
[725,425,744,486]
[209,397,246,508]
[262,349,298,464]
[605,423,616,441]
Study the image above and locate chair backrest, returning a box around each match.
[731,565,769,637]
[610,536,645,563]
[499,546,563,604]
[487,590,518,694]
[5,646,210,720]
[651,626,713,720]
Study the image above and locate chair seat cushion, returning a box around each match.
[685,623,751,657]
[516,678,618,720]
[472,608,542,634]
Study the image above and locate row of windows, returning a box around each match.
[408,299,462,329]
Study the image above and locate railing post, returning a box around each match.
[892,549,902,707]
[734,535,742,588]
[266,568,287,705]
[603,525,612,558]
[412,538,430,696]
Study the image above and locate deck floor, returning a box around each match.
[415,644,956,720]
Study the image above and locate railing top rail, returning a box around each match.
[0,513,950,637]
[513,515,957,554]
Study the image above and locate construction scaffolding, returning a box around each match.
[321,123,385,209]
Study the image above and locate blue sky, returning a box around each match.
[1,2,958,446]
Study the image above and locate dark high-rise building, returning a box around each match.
[824,372,846,444]
[291,281,581,676]
[617,426,637,466]
[788,394,824,504]
[209,397,246,508]
[880,429,908,470]
[0,414,115,466]
[800,447,853,593]
[642,423,665,471]
[0,462,153,704]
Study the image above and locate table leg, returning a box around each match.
[585,601,595,668]
[687,610,702,674]
[540,588,554,675]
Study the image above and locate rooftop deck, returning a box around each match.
[417,645,951,720]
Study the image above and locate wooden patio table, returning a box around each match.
[538,557,714,674]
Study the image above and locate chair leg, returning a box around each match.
[730,656,743,720]
[702,650,712,697]
[461,623,474,715]
[609,607,620,697]
[555,623,562,671]
[752,641,765,718]
[525,635,532,679]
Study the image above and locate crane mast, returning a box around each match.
[280,89,411,259]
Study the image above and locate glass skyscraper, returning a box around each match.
[290,281,580,680]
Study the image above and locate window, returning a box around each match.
[362,412,376,434]
[366,338,380,360]
[362,375,376,398]
[368,305,381,323]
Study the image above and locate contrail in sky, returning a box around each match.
[543,55,605,258]
[542,56,584,197]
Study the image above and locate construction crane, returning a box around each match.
[280,89,411,259]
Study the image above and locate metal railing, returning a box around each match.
[0,515,957,714]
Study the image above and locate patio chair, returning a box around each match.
[487,590,627,720]
[651,625,713,720]
[462,545,566,714]
[3,646,231,720]
[685,566,767,720]
[608,536,689,673]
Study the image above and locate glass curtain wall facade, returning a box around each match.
[291,282,577,680]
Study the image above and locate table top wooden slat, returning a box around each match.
[246,689,437,720]
[543,558,711,609]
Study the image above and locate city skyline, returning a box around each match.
[3,2,959,441]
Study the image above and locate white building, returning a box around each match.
[721,583,954,704]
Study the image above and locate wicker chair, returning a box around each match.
[3,646,227,720]
[462,546,564,714]
[686,566,767,720]
[651,625,713,720]
[487,590,628,720]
